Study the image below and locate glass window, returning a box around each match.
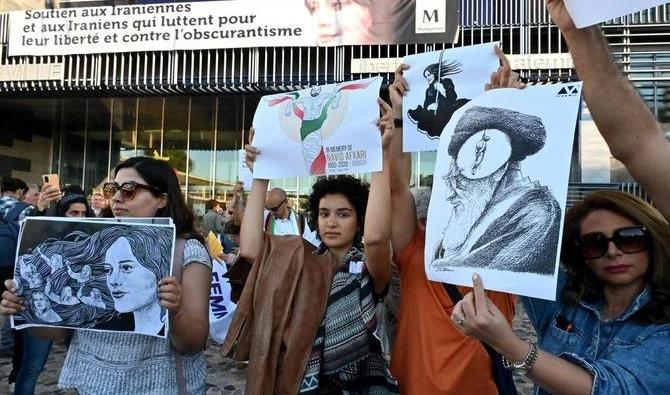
[136,97,163,159]
[84,98,112,191]
[187,96,217,218]
[110,97,139,166]
[163,97,190,196]
[59,98,87,187]
[214,96,245,202]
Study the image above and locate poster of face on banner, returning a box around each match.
[424,83,583,300]
[8,0,459,57]
[563,0,668,28]
[251,77,383,179]
[11,217,175,338]
[402,43,500,152]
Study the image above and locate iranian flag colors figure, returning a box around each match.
[262,78,380,176]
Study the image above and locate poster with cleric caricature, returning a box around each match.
[425,84,582,300]
[251,77,383,179]
[11,217,175,338]
[402,43,500,152]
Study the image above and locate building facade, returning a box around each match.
[0,0,668,215]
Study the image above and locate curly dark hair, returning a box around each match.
[307,175,369,248]
[561,190,670,324]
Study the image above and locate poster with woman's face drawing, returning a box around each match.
[402,43,500,152]
[251,77,383,179]
[424,84,583,300]
[11,218,176,338]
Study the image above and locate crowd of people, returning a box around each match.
[0,1,669,394]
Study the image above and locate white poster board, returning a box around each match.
[424,83,582,300]
[238,149,253,191]
[402,43,500,152]
[564,0,669,28]
[11,217,175,338]
[251,77,383,179]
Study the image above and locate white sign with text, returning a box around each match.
[564,0,669,28]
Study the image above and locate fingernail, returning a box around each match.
[473,273,479,281]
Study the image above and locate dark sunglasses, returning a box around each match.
[266,198,286,213]
[102,181,162,201]
[576,225,650,259]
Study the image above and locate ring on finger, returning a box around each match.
[454,315,466,326]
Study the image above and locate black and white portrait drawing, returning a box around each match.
[425,84,583,300]
[402,43,500,152]
[11,218,176,338]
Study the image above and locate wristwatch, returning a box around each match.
[393,117,403,128]
[502,341,538,375]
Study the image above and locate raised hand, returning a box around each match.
[37,184,61,212]
[390,64,410,118]
[377,98,395,150]
[244,127,259,172]
[486,46,526,91]
[546,0,577,34]
[451,273,516,349]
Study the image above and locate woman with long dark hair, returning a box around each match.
[2,157,212,394]
[224,101,397,393]
[452,190,670,394]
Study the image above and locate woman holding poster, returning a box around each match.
[223,101,398,393]
[453,191,670,394]
[1,157,212,395]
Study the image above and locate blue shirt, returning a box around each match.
[523,272,670,395]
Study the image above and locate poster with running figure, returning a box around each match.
[402,43,500,152]
[251,77,383,179]
[424,83,583,300]
[11,217,176,338]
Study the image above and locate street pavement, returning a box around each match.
[0,307,537,394]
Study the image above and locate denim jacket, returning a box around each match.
[522,271,670,395]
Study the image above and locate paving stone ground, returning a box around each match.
[0,307,537,394]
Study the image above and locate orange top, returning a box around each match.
[390,228,516,395]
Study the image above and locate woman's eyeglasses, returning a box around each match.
[102,181,162,201]
[577,225,650,259]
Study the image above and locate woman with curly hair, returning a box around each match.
[225,100,398,394]
[452,190,670,394]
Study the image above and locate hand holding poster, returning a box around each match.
[424,83,583,300]
[11,217,175,338]
[402,43,500,152]
[251,77,383,179]
[563,0,669,28]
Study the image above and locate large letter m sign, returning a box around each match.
[423,9,439,23]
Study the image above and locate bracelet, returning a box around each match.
[502,341,538,375]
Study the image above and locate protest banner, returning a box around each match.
[8,0,459,57]
[11,217,175,338]
[402,43,500,152]
[251,77,383,179]
[209,259,236,344]
[425,83,582,300]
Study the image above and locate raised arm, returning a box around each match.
[364,99,394,295]
[547,0,670,220]
[238,127,269,261]
[231,182,246,227]
[388,65,418,254]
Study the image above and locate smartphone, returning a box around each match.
[42,174,59,188]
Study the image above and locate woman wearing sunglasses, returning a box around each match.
[450,190,670,394]
[1,156,212,394]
